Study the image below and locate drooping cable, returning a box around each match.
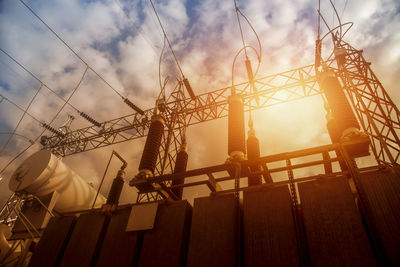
[148,0,196,100]
[233,0,248,59]
[0,65,88,177]
[329,0,342,43]
[236,8,262,62]
[0,94,42,124]
[231,0,262,102]
[0,83,43,155]
[113,0,159,56]
[0,47,103,126]
[0,132,34,144]
[148,0,183,77]
[18,0,143,114]
[0,47,79,112]
[158,36,167,93]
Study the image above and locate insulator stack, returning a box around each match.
[183,78,196,100]
[41,123,65,137]
[106,170,125,205]
[228,94,245,159]
[79,112,101,127]
[320,72,359,137]
[138,115,165,176]
[247,134,262,186]
[320,71,369,157]
[171,147,189,199]
[245,59,254,83]
[315,39,322,68]
[124,98,145,115]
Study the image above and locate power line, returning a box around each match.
[18,0,143,114]
[341,0,348,21]
[113,0,159,55]
[148,0,196,100]
[0,94,42,124]
[233,0,248,59]
[0,47,106,126]
[0,47,79,112]
[0,65,89,177]
[0,83,43,155]
[0,132,34,144]
[148,0,184,78]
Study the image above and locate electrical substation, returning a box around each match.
[0,0,400,266]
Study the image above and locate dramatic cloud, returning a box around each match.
[0,0,399,206]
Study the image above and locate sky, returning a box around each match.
[0,0,399,207]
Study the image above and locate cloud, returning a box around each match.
[0,0,399,207]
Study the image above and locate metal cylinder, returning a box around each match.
[228,94,245,159]
[171,148,189,199]
[247,135,262,186]
[326,112,348,171]
[320,71,360,139]
[8,150,106,212]
[106,170,125,205]
[138,115,165,175]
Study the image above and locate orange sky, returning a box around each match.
[0,0,399,206]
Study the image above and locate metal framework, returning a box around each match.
[38,37,400,201]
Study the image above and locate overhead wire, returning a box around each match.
[0,94,42,124]
[148,0,184,78]
[0,66,89,177]
[0,57,34,88]
[112,0,159,56]
[148,0,196,100]
[341,0,348,21]
[18,0,143,114]
[0,47,104,128]
[158,36,169,95]
[0,83,43,155]
[0,132,34,144]
[231,0,262,104]
[0,47,80,113]
[144,0,166,43]
[234,0,249,59]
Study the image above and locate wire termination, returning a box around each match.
[41,122,65,137]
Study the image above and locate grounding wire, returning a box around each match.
[0,65,89,177]
[148,0,185,78]
[18,0,142,111]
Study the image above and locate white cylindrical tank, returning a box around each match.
[9,150,106,212]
